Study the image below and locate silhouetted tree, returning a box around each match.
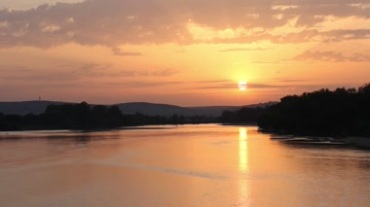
[221,107,268,124]
[258,83,370,137]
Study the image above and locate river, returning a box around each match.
[1,124,370,207]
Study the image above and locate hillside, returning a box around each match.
[115,102,243,117]
[0,101,66,115]
[0,101,274,117]
[115,102,190,116]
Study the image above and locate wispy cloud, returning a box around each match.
[102,80,182,88]
[219,47,269,52]
[0,63,180,84]
[251,61,282,64]
[115,68,179,77]
[0,65,30,72]
[0,0,370,48]
[294,50,370,62]
[111,47,143,56]
[189,80,281,90]
[187,79,342,93]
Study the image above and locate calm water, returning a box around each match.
[1,124,370,207]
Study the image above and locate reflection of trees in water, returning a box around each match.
[46,134,92,148]
[0,135,25,141]
[46,131,121,147]
[357,159,370,169]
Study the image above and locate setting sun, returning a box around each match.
[238,81,247,91]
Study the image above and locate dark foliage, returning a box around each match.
[221,107,268,124]
[0,114,22,131]
[0,102,218,131]
[31,102,124,130]
[258,83,370,137]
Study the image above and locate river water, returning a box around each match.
[1,124,370,207]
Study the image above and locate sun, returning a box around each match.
[238,81,247,91]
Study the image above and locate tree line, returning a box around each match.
[221,83,370,137]
[221,107,267,124]
[2,83,369,136]
[258,83,370,137]
[0,102,216,131]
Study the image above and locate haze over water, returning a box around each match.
[1,124,370,207]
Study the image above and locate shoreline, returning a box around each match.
[270,133,370,149]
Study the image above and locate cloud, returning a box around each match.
[115,68,179,77]
[100,80,182,88]
[111,47,143,56]
[251,61,282,64]
[219,47,269,52]
[189,79,344,93]
[150,68,179,77]
[0,0,83,10]
[186,79,327,91]
[248,83,281,89]
[294,50,370,62]
[63,63,179,78]
[0,62,180,85]
[0,0,370,48]
[0,65,30,72]
[274,78,307,83]
[322,29,370,42]
[190,80,283,90]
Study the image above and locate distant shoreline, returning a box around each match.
[267,130,370,149]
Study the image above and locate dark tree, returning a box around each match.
[221,107,268,124]
[258,83,370,137]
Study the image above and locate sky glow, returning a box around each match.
[0,0,369,106]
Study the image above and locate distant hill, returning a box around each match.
[0,100,276,117]
[187,106,243,117]
[115,102,243,117]
[115,102,190,116]
[114,102,277,117]
[0,101,66,115]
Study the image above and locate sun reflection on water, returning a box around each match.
[239,127,248,172]
[238,127,250,206]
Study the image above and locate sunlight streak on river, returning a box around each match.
[239,127,248,172]
[238,127,250,206]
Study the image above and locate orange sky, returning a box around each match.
[0,0,370,106]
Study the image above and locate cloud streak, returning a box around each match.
[219,47,269,52]
[294,50,370,62]
[188,79,347,94]
[111,47,143,56]
[0,63,180,84]
[0,0,370,48]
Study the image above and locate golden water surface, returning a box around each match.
[1,124,370,207]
